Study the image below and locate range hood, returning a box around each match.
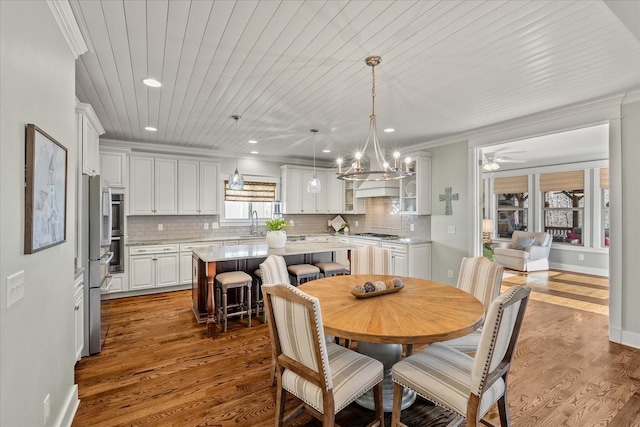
[354,179,400,198]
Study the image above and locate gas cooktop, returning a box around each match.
[353,233,401,240]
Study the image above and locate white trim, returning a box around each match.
[609,326,622,344]
[46,0,87,58]
[548,262,608,277]
[622,88,640,105]
[608,117,623,345]
[620,330,640,350]
[55,385,79,427]
[75,100,105,135]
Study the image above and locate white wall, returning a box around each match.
[0,1,78,425]
[621,101,640,340]
[427,141,469,285]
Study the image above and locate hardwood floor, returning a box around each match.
[73,272,640,427]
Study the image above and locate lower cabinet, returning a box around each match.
[74,275,84,362]
[179,242,222,285]
[380,242,408,276]
[129,245,180,291]
[109,273,127,293]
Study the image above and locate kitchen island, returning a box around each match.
[191,241,355,337]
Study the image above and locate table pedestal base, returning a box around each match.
[355,342,416,412]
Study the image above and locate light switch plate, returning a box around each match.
[211,222,219,229]
[7,270,25,308]
[410,223,415,231]
[448,226,456,234]
[158,224,163,231]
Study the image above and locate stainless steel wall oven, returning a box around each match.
[109,194,125,273]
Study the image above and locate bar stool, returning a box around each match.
[253,268,266,323]
[287,264,320,286]
[314,262,346,278]
[214,271,252,333]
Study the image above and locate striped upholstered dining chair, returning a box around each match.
[262,283,384,427]
[440,256,504,354]
[391,285,531,427]
[350,246,390,275]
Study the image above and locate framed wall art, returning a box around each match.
[24,124,68,254]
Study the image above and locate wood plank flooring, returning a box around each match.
[72,272,640,427]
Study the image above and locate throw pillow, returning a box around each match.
[512,236,535,250]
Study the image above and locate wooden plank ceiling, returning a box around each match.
[70,0,640,163]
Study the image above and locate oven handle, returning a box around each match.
[101,252,114,265]
[101,275,113,292]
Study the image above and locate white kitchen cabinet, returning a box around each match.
[380,242,408,276]
[109,273,127,293]
[408,243,431,280]
[179,242,222,285]
[76,101,105,177]
[325,173,344,213]
[400,153,432,215]
[282,166,339,214]
[178,160,219,215]
[343,181,365,214]
[129,156,177,215]
[129,245,179,290]
[100,150,127,188]
[281,166,303,214]
[73,275,84,362]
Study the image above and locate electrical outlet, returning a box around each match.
[212,222,219,229]
[43,394,50,425]
[355,221,359,227]
[447,270,453,278]
[447,226,456,234]
[6,271,25,308]
[327,220,332,227]
[157,224,163,231]
[289,220,295,227]
[410,223,415,231]
[204,223,209,230]
[578,253,584,261]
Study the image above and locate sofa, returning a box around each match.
[493,231,552,272]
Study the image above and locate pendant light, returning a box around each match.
[228,115,244,190]
[307,129,321,193]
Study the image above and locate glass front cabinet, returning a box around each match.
[400,153,432,215]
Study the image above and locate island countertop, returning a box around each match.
[192,241,355,263]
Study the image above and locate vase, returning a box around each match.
[266,230,287,249]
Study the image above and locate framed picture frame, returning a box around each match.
[24,124,68,254]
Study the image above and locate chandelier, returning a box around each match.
[336,56,414,181]
[307,129,321,193]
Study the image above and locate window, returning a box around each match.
[223,180,276,222]
[541,171,584,245]
[493,176,528,238]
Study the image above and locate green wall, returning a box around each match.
[427,141,469,285]
[1,1,78,425]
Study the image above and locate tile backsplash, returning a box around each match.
[126,197,430,242]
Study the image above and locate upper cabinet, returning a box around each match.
[400,153,432,215]
[76,101,105,177]
[178,160,219,215]
[343,181,366,214]
[100,150,127,188]
[129,156,177,215]
[282,166,343,214]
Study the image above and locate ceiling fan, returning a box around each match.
[482,151,526,171]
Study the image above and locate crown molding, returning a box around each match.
[622,87,640,104]
[75,99,105,135]
[46,0,87,59]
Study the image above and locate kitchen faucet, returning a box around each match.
[251,210,258,236]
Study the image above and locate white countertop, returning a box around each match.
[192,241,355,263]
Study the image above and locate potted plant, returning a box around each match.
[265,218,290,248]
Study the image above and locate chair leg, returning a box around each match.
[247,285,251,327]
[223,288,228,333]
[497,392,510,427]
[391,382,403,426]
[373,381,384,427]
[274,380,286,427]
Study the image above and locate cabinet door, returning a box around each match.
[100,151,126,187]
[80,115,99,176]
[155,253,180,287]
[180,252,194,285]
[389,251,408,276]
[282,168,303,213]
[155,159,178,215]
[129,156,155,215]
[130,255,155,290]
[325,172,343,213]
[74,285,84,362]
[314,170,328,213]
[199,162,218,214]
[301,170,317,213]
[109,274,127,293]
[178,160,199,215]
[408,244,431,280]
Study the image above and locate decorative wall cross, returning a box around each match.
[439,187,459,215]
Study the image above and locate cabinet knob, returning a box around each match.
[74,305,80,311]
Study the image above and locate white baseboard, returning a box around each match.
[621,330,640,350]
[549,262,608,277]
[56,385,79,427]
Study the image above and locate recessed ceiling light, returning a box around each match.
[322,149,331,153]
[142,78,162,88]
[145,126,157,131]
[248,140,258,144]
[383,128,395,133]
[250,151,258,154]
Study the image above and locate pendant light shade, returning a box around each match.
[307,129,321,193]
[228,115,244,190]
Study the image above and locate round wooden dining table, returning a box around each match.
[298,274,485,412]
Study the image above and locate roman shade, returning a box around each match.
[540,170,584,192]
[224,181,276,202]
[600,168,609,189]
[493,176,528,194]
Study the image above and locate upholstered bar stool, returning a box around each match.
[314,261,346,278]
[253,268,266,323]
[214,271,252,333]
[287,263,320,286]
